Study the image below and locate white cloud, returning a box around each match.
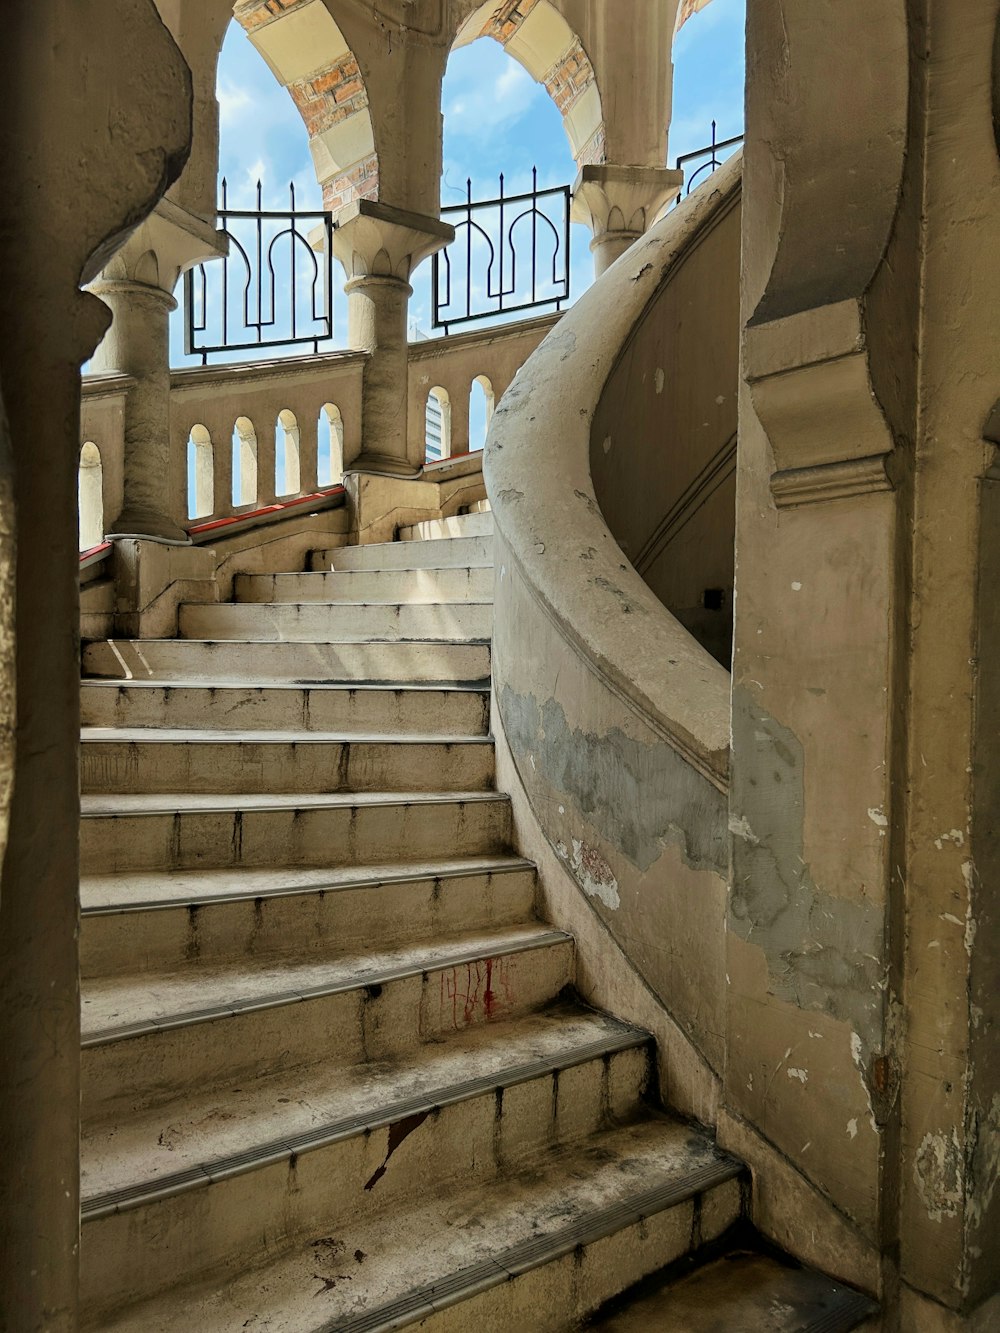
[217,80,253,127]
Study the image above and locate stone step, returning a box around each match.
[80,681,491,735]
[81,923,575,1117]
[235,567,494,605]
[312,534,493,572]
[589,1244,878,1332]
[85,1116,743,1333]
[82,639,491,685]
[398,511,494,542]
[79,790,512,875]
[177,601,493,644]
[80,731,495,796]
[80,1008,651,1318]
[80,855,537,977]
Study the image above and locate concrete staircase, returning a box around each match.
[78,511,876,1330]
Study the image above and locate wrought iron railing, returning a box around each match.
[432,169,572,334]
[675,121,745,196]
[185,180,335,365]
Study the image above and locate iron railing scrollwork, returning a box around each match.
[185,180,335,365]
[432,168,572,333]
[675,121,745,197]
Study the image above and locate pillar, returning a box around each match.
[88,199,224,543]
[572,164,683,276]
[333,200,453,474]
[0,2,191,1328]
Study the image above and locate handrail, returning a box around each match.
[485,152,742,790]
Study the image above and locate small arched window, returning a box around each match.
[187,425,214,520]
[232,416,258,508]
[79,442,104,551]
[469,375,495,451]
[275,409,301,496]
[319,404,345,486]
[426,387,452,462]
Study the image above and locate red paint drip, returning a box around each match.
[484,957,496,1019]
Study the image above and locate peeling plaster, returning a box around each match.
[914,1128,963,1224]
[557,837,621,909]
[730,691,884,1054]
[501,683,727,875]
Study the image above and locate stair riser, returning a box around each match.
[81,1045,650,1317]
[80,685,491,736]
[80,798,512,875]
[178,602,493,644]
[80,740,495,796]
[426,1177,742,1333]
[81,868,537,977]
[235,568,495,605]
[314,535,493,572]
[400,513,494,541]
[82,640,491,685]
[81,940,576,1118]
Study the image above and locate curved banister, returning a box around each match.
[485,153,742,790]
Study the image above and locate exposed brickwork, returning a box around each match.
[577,123,606,168]
[477,0,541,43]
[234,0,309,34]
[543,37,594,117]
[322,152,380,216]
[289,53,370,139]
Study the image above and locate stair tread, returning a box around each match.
[80,728,493,745]
[89,1117,738,1333]
[81,922,571,1042]
[81,789,506,815]
[81,1004,647,1210]
[80,679,489,693]
[589,1248,877,1332]
[81,854,536,912]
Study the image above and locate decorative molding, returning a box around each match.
[771,454,895,509]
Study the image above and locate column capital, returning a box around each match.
[92,196,227,297]
[572,164,683,240]
[572,164,683,274]
[332,200,454,284]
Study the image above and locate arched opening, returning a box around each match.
[187,425,214,520]
[78,442,104,551]
[452,1,605,168]
[426,388,452,463]
[668,0,746,177]
[275,409,301,496]
[232,416,259,509]
[232,10,378,220]
[408,9,595,336]
[469,376,494,451]
[318,404,345,486]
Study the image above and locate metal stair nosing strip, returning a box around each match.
[81,1023,650,1221]
[80,857,536,917]
[80,927,572,1047]
[320,1159,746,1333]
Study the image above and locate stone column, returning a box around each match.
[572,164,683,277]
[88,199,225,543]
[333,200,453,475]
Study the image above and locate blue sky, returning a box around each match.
[170,0,745,369]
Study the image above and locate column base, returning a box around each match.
[106,506,192,546]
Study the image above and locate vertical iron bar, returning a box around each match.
[255,179,263,342]
[289,183,297,349]
[465,178,473,322]
[498,172,505,312]
[531,166,538,305]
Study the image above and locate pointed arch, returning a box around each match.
[453,0,606,167]
[234,0,379,217]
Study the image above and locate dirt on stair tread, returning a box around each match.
[586,1248,878,1332]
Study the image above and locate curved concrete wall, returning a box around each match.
[590,190,741,666]
[485,156,741,1084]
